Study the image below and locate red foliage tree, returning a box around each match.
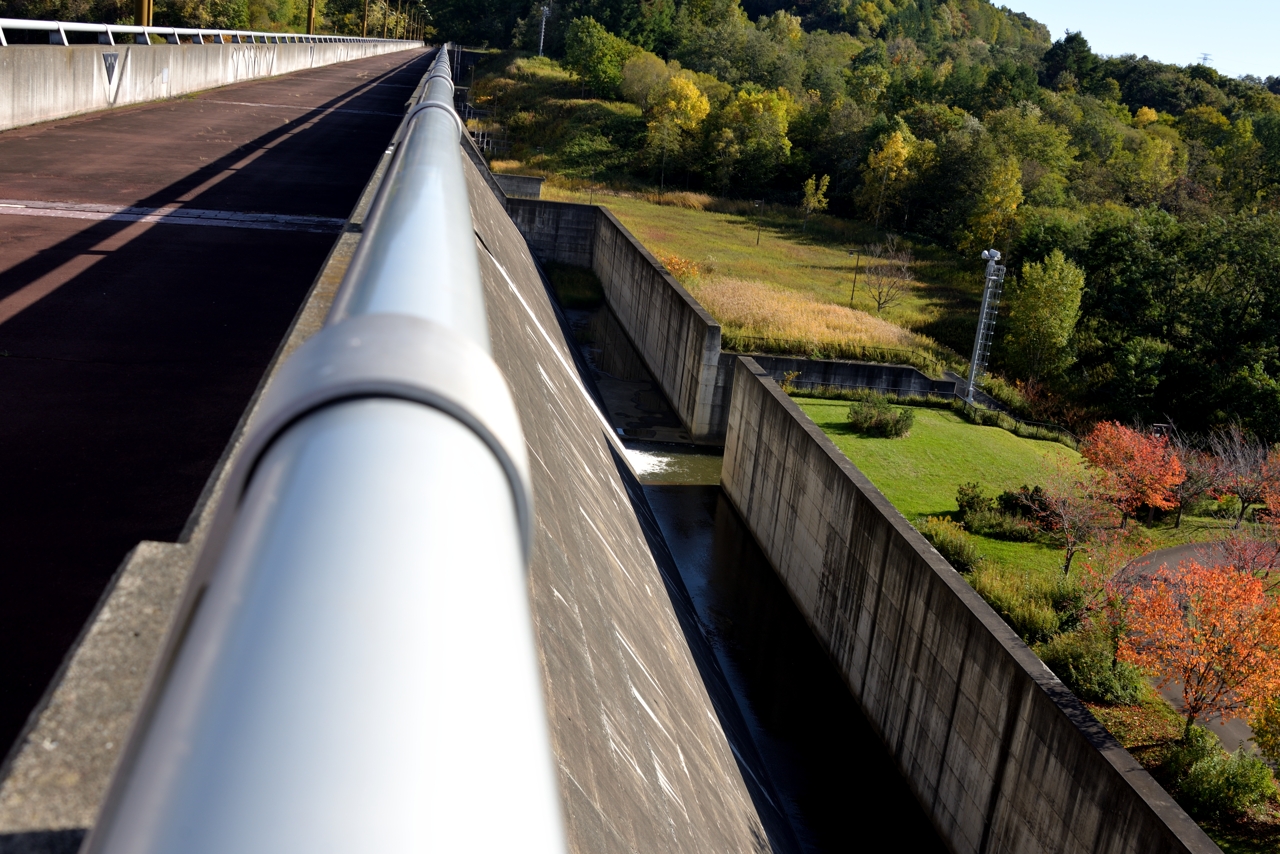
[1081,421,1185,524]
[1119,561,1280,739]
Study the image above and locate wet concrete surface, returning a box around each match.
[646,484,948,853]
[0,48,431,757]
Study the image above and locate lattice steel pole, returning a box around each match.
[965,248,1005,404]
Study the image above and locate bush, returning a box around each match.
[1163,725,1276,820]
[956,483,1040,541]
[1037,627,1145,704]
[969,565,1071,643]
[847,396,915,438]
[918,516,984,572]
[965,507,1041,541]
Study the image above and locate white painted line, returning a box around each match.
[200,99,403,117]
[0,199,345,233]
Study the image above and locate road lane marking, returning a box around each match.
[200,99,402,118]
[0,200,345,233]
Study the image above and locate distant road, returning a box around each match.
[0,48,430,758]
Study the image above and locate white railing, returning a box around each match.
[79,45,568,854]
[0,17,405,46]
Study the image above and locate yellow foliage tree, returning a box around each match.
[960,155,1022,252]
[647,75,710,191]
[860,130,912,227]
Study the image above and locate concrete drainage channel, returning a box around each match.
[560,293,948,851]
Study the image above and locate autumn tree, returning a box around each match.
[1081,421,1186,524]
[1023,459,1112,574]
[1169,429,1217,529]
[646,75,709,191]
[1002,249,1084,382]
[1120,561,1280,739]
[959,155,1022,252]
[801,173,829,231]
[859,129,936,228]
[1209,425,1280,528]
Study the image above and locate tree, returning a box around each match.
[1002,249,1084,381]
[710,86,795,189]
[801,173,829,231]
[1081,421,1185,524]
[646,75,709,191]
[860,130,913,228]
[863,236,912,314]
[1023,459,1112,574]
[1119,560,1280,739]
[959,155,1022,252]
[620,50,671,109]
[564,16,639,98]
[1208,425,1280,528]
[1169,429,1217,529]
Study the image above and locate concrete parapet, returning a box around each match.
[0,41,417,131]
[748,354,956,397]
[720,355,1220,854]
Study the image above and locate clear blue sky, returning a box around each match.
[1006,0,1279,80]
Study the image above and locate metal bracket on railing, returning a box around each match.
[403,101,465,139]
[202,313,534,572]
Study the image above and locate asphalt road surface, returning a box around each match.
[0,47,431,758]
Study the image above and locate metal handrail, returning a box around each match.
[0,16,409,45]
[82,45,567,854]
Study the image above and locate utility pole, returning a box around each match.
[964,249,1006,403]
[361,0,369,37]
[847,247,862,308]
[133,0,152,27]
[307,0,316,35]
[538,4,550,56]
[753,200,764,245]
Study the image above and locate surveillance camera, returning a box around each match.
[981,250,991,260]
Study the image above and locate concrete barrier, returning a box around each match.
[748,354,955,397]
[0,41,418,131]
[492,173,543,198]
[720,355,1219,854]
[506,198,727,442]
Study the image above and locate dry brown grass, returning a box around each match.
[639,191,716,210]
[685,276,954,373]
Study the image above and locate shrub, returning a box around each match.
[918,516,984,572]
[1163,725,1276,820]
[956,482,1040,541]
[847,396,915,437]
[956,482,994,518]
[1037,627,1145,704]
[965,507,1041,541]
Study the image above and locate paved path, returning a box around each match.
[0,48,430,758]
[1122,541,1257,751]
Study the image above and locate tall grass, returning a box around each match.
[682,276,956,375]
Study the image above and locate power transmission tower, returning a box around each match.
[1199,52,1212,65]
[539,4,551,57]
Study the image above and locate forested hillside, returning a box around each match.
[445,0,1280,442]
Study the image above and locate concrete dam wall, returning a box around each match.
[0,41,417,131]
[720,356,1217,854]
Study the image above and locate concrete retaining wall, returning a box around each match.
[493,174,543,198]
[749,354,956,397]
[720,355,1219,854]
[0,41,417,131]
[506,198,726,442]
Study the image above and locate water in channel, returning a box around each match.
[550,276,946,851]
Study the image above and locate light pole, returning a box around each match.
[754,200,763,246]
[964,248,1006,404]
[538,4,551,57]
